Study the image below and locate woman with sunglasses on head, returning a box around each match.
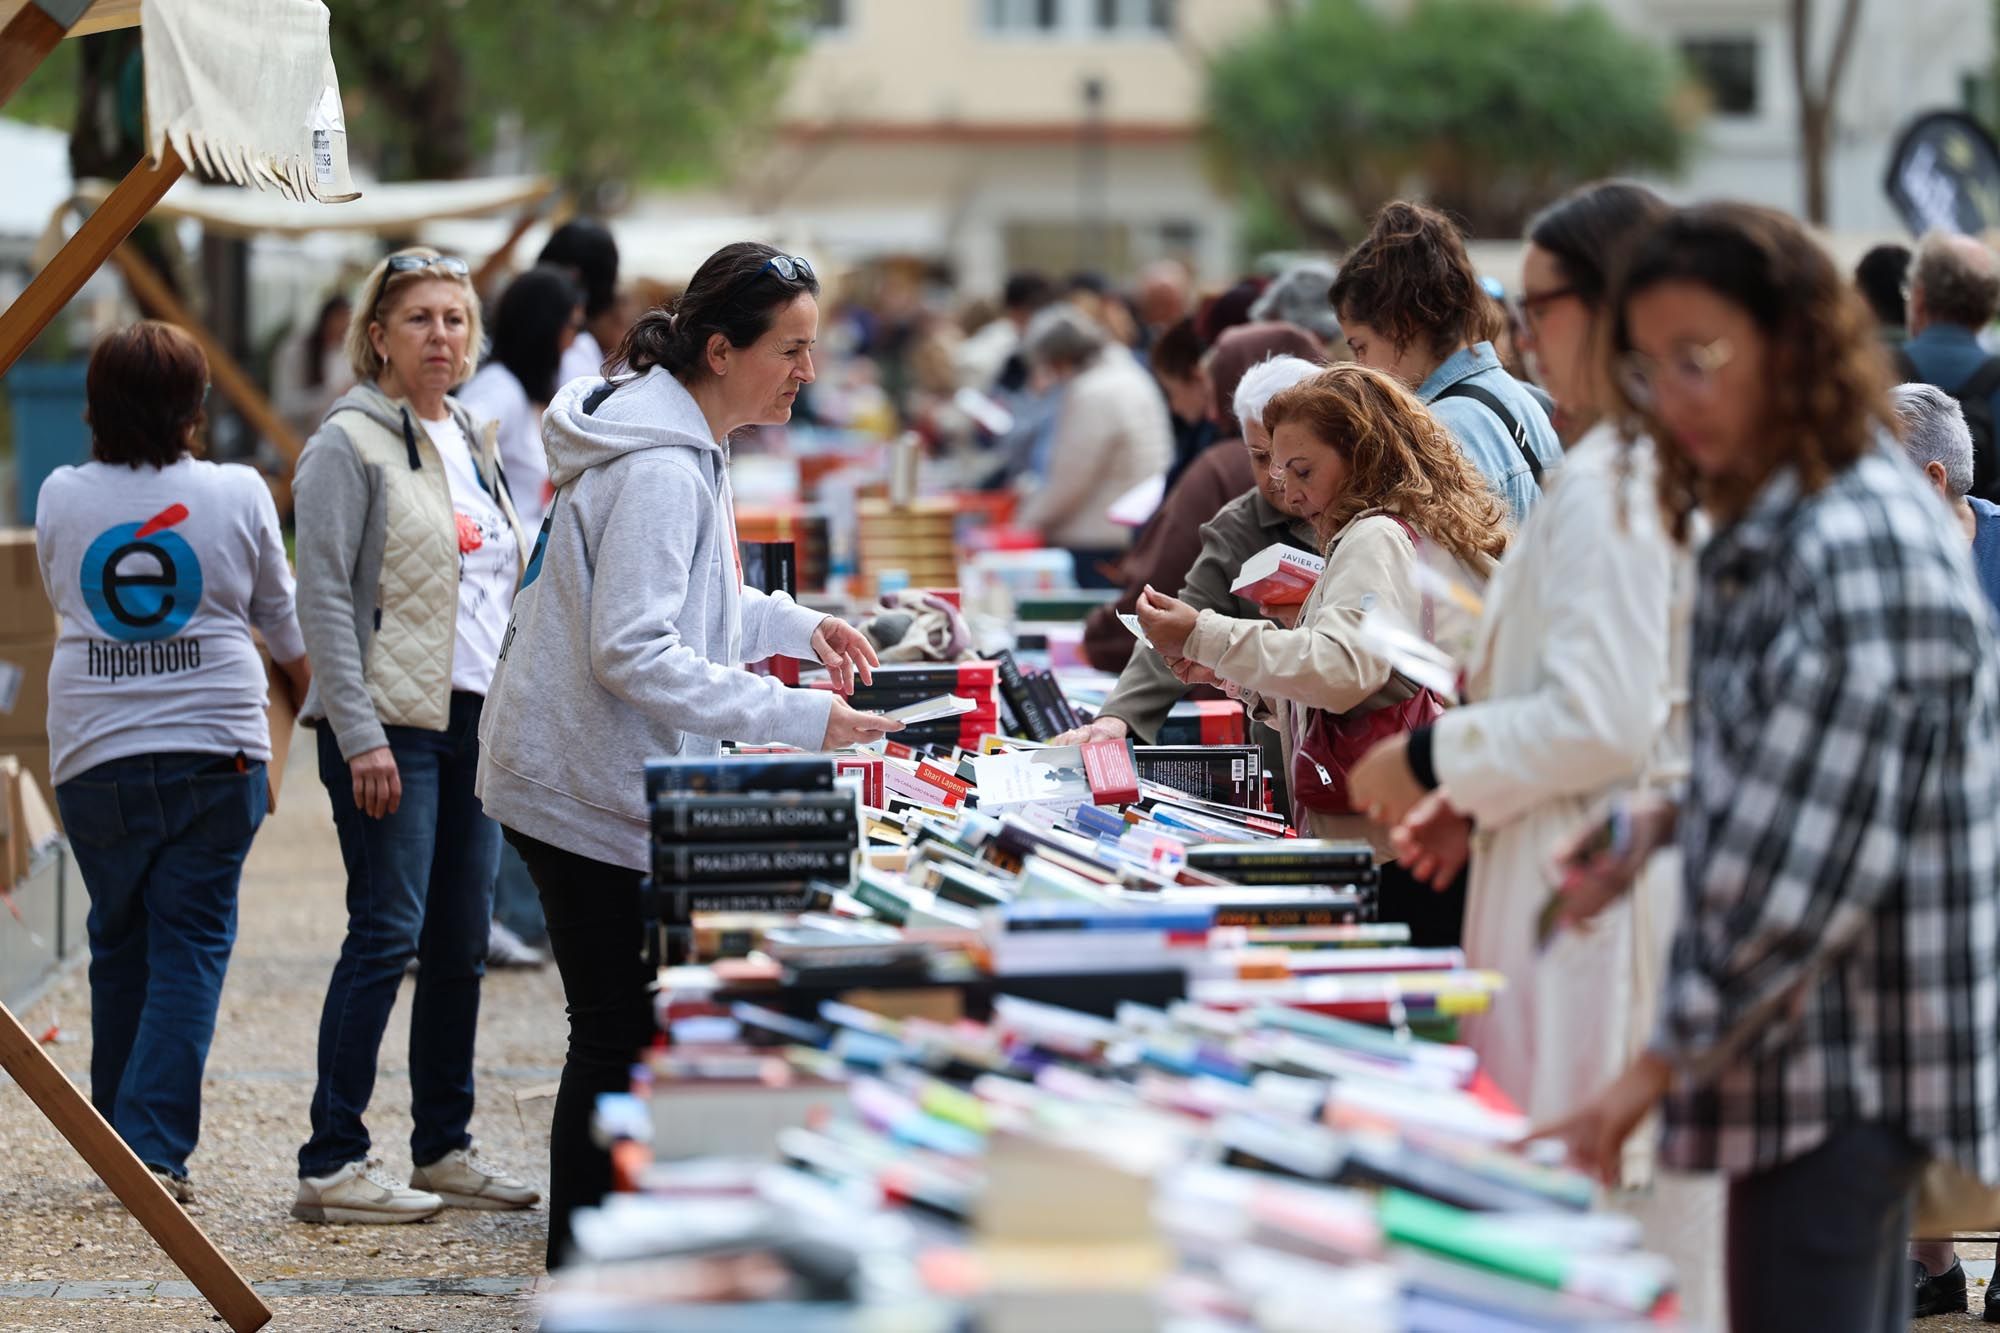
[292,247,540,1225]
[1343,181,1723,1325]
[1533,204,2000,1333]
[477,242,896,1269]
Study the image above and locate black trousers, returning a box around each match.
[1726,1123,1926,1332]
[1376,859,1466,950]
[502,827,655,1272]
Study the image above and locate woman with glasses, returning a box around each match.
[1343,180,1722,1325]
[476,241,897,1268]
[1534,204,2000,1333]
[292,246,540,1225]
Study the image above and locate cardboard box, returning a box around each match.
[0,635,54,744]
[0,530,55,640]
[1,753,59,890]
[261,646,298,814]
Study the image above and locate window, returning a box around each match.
[985,0,1170,36]
[986,0,1061,31]
[810,0,850,34]
[1680,35,1760,117]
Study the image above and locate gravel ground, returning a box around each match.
[0,734,566,1330]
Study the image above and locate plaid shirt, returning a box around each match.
[1658,445,2000,1179]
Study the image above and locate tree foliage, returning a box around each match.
[1204,0,1696,244]
[329,0,813,196]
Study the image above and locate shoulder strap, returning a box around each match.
[1435,381,1544,486]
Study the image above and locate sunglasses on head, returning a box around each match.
[384,254,470,278]
[720,253,815,306]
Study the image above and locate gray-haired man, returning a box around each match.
[1895,381,2000,617]
[1901,377,2000,1318]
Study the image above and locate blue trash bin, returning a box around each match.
[6,360,90,525]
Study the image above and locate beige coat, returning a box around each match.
[1015,352,1173,551]
[1181,509,1496,852]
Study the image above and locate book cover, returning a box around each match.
[832,755,884,807]
[1133,746,1264,809]
[971,746,1094,813]
[652,841,858,884]
[1230,543,1327,606]
[993,649,1055,741]
[652,792,859,842]
[646,756,837,800]
[1028,669,1082,731]
[1080,737,1140,806]
[1187,840,1375,873]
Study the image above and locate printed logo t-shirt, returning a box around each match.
[421,416,518,694]
[35,457,306,786]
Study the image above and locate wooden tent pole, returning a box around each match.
[0,147,186,376]
[0,1000,271,1331]
[0,0,86,111]
[109,241,306,467]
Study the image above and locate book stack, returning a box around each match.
[540,987,1684,1333]
[809,661,1001,751]
[993,649,1082,741]
[858,496,959,595]
[735,504,830,592]
[645,756,865,924]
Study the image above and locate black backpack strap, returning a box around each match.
[1958,356,2000,400]
[1435,380,1544,486]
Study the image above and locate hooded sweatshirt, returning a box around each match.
[476,367,834,871]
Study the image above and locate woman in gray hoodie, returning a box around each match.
[476,241,895,1267]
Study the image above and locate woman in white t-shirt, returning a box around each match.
[290,248,539,1225]
[457,266,583,541]
[35,320,310,1201]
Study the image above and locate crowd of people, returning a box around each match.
[30,184,2000,1333]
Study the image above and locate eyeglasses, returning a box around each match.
[1516,285,1579,327]
[384,254,470,278]
[1618,337,1735,409]
[721,253,815,306]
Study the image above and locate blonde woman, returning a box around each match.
[291,248,538,1224]
[1136,365,1507,945]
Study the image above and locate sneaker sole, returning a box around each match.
[291,1202,443,1224]
[423,1189,539,1211]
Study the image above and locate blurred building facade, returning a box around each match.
[648,0,1991,294]
[1600,0,1993,232]
[722,0,1263,293]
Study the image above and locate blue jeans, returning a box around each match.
[298,692,499,1178]
[56,752,267,1179]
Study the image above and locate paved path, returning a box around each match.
[0,732,565,1331]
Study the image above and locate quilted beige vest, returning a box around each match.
[327,402,524,733]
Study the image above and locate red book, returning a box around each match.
[1080,738,1140,806]
[833,755,884,807]
[1230,544,1326,607]
[915,762,973,806]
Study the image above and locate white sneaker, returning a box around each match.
[292,1158,443,1224]
[486,919,547,968]
[410,1141,540,1211]
[151,1167,195,1206]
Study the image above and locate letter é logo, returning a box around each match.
[80,504,204,642]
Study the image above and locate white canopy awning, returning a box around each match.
[67,172,554,239]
